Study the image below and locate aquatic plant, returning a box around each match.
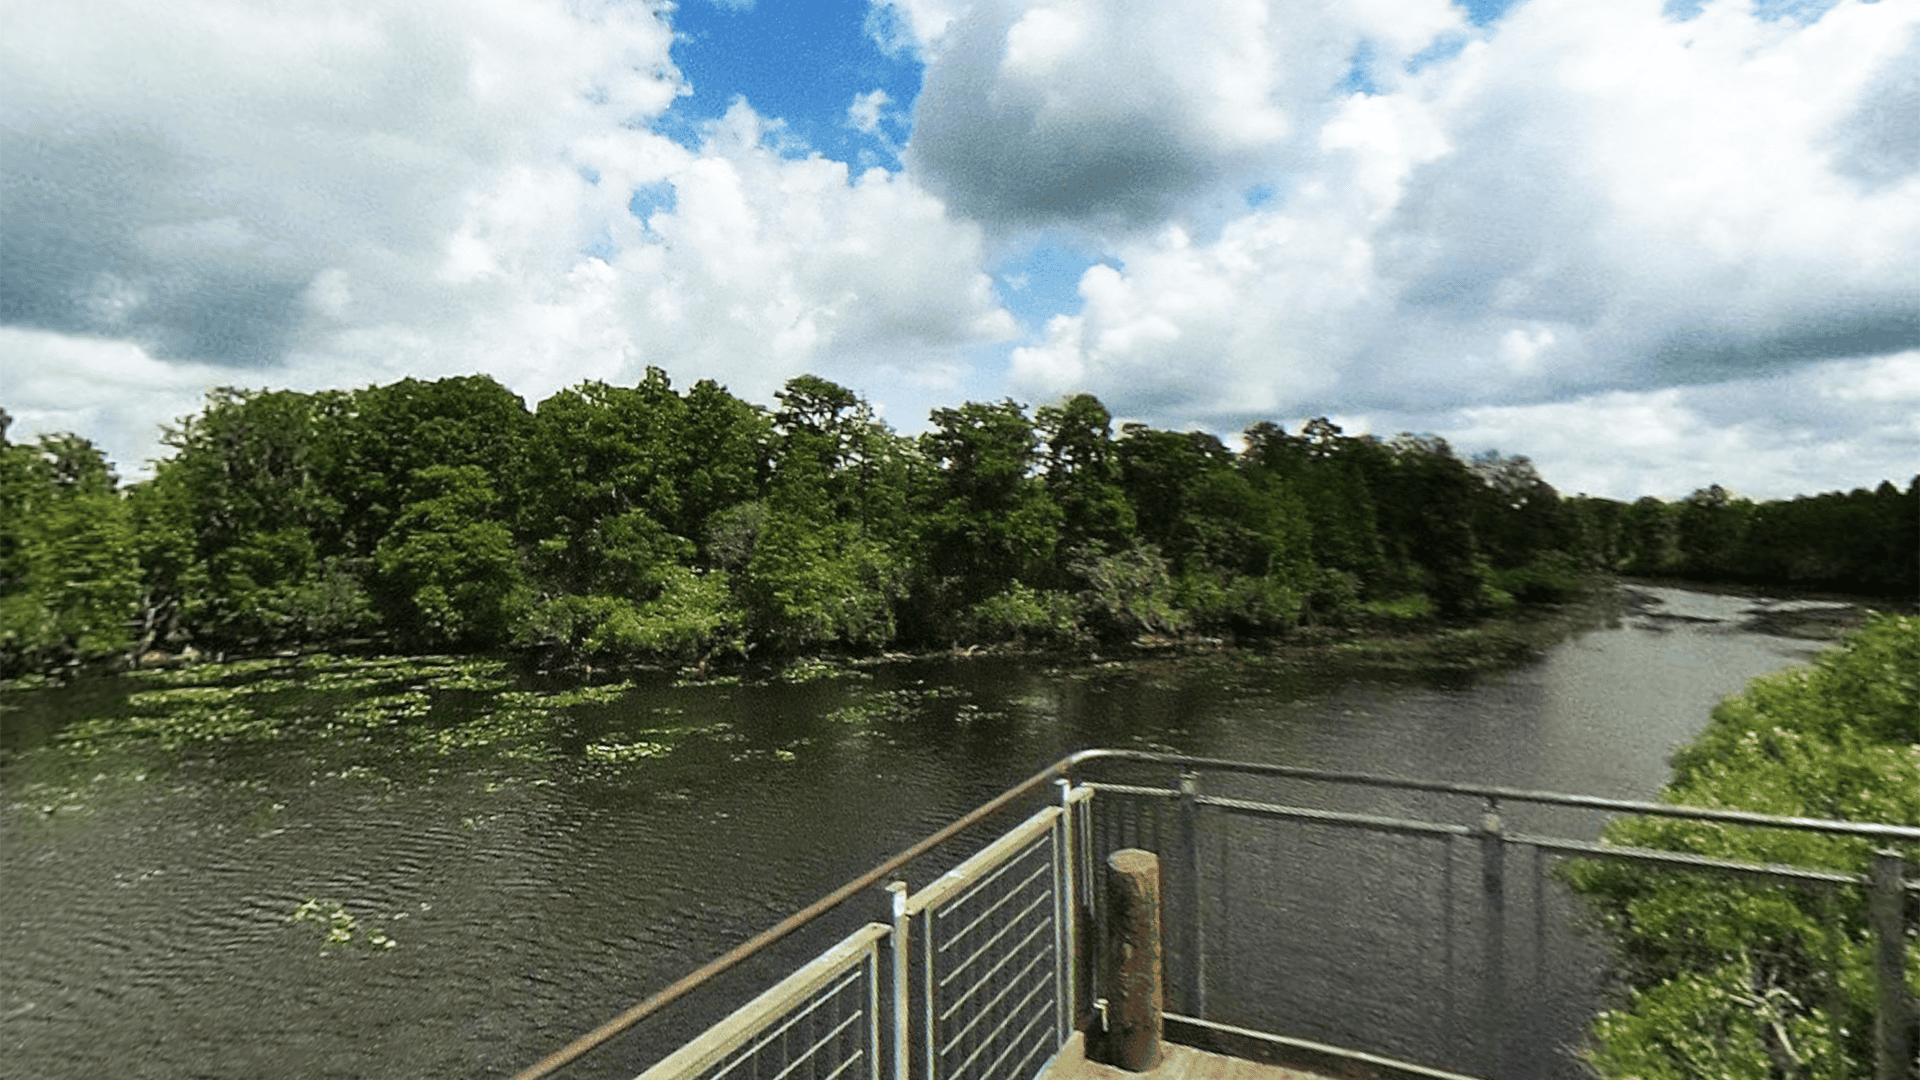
[289,898,396,951]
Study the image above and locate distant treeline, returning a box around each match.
[1,372,1913,674]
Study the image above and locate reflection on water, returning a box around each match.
[0,585,1843,1077]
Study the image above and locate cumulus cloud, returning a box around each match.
[906,0,1462,232]
[848,89,893,134]
[0,0,680,362]
[1,0,1016,474]
[1430,352,1920,500]
[5,0,1916,501]
[1004,0,1920,486]
[0,327,234,475]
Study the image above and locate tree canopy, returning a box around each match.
[2,373,1911,675]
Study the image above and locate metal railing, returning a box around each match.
[513,749,1920,1080]
[634,923,887,1080]
[1079,752,1920,1080]
[901,793,1080,1080]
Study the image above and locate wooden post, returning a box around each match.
[1095,848,1164,1072]
[1870,849,1915,1080]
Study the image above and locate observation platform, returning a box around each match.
[511,748,1920,1080]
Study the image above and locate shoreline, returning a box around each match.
[9,574,1903,694]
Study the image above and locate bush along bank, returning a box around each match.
[1563,614,1920,1078]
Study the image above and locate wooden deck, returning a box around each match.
[1038,1018,1487,1080]
[1038,1032,1332,1080]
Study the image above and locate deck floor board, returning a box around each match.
[1039,1032,1333,1080]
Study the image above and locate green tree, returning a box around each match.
[1676,484,1755,579]
[738,376,914,653]
[1243,420,1390,619]
[1623,495,1682,575]
[523,371,691,597]
[1035,393,1135,559]
[0,426,139,673]
[680,378,773,548]
[1565,616,1920,1078]
[920,400,1063,614]
[146,387,368,647]
[373,465,527,648]
[771,373,917,539]
[1348,433,1487,619]
[322,375,534,562]
[742,445,905,653]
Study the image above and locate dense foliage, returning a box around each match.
[1606,482,1920,597]
[1565,615,1920,1078]
[0,410,140,671]
[0,375,1910,675]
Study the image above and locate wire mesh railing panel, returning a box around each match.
[921,825,1062,1080]
[639,924,886,1080]
[698,967,873,1080]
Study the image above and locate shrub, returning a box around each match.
[1564,615,1920,1077]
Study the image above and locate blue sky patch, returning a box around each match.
[1342,40,1381,95]
[667,0,921,167]
[993,235,1115,333]
[1457,0,1524,27]
[1408,31,1471,75]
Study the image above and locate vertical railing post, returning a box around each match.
[1870,849,1915,1080]
[1479,798,1507,1078]
[868,942,884,1080]
[888,880,911,1080]
[922,892,936,1080]
[1056,779,1080,1039]
[1176,770,1205,1018]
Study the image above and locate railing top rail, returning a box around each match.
[634,922,889,1080]
[1066,748,1920,843]
[510,755,1077,1080]
[905,804,1061,917]
[512,746,1919,1079]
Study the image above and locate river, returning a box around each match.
[0,583,1857,1078]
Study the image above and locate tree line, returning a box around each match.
[2,372,1913,674]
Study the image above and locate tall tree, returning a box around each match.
[920,399,1062,611]
[740,376,914,652]
[374,465,526,648]
[1243,420,1390,611]
[1676,484,1754,579]
[1035,393,1135,559]
[1367,434,1488,618]
[322,375,534,562]
[147,387,351,646]
[0,427,139,673]
[523,371,690,597]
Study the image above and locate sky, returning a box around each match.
[1,0,1916,501]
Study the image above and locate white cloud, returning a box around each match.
[1,0,1016,468]
[908,0,1463,231]
[866,0,971,59]
[1002,0,1920,496]
[4,0,1916,506]
[1432,353,1920,500]
[847,89,892,134]
[0,328,232,476]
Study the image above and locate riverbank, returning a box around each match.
[0,575,1643,695]
[13,572,1894,701]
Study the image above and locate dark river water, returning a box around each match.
[0,584,1851,1079]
